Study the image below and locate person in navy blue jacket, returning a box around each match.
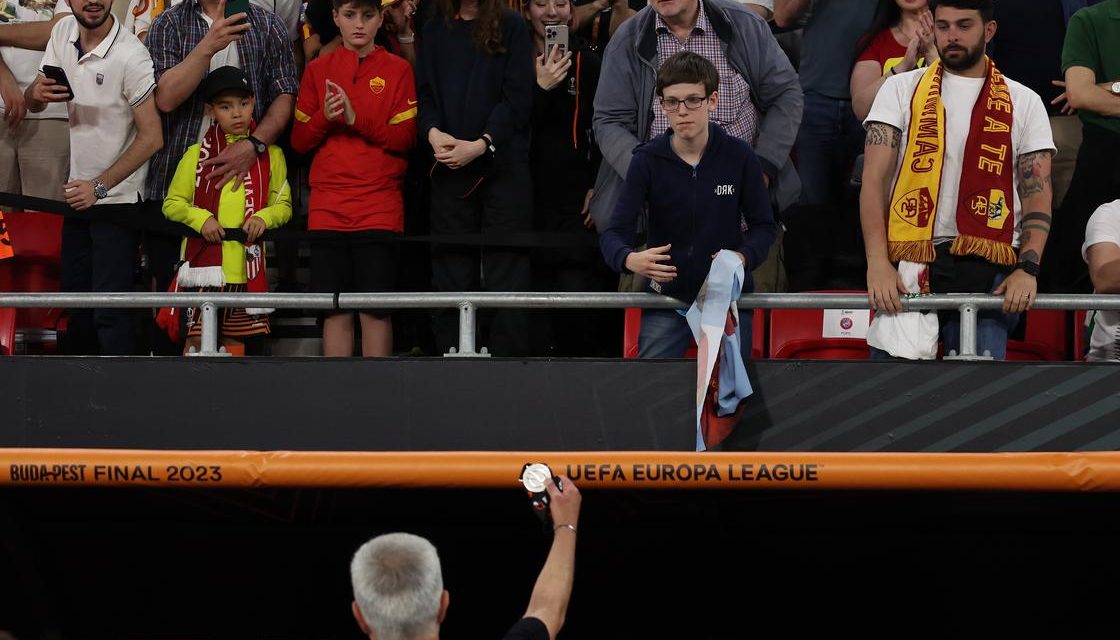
[599,51,777,358]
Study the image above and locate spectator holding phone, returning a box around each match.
[292,0,416,357]
[417,0,534,356]
[349,475,581,640]
[23,0,163,354]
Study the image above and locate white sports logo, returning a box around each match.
[715,184,735,196]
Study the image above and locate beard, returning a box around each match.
[939,41,985,72]
[73,4,110,29]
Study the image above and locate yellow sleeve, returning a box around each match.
[252,145,293,229]
[161,144,217,233]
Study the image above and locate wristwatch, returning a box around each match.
[1111,81,1120,96]
[1016,260,1041,277]
[92,178,109,200]
[246,135,267,155]
[480,135,496,157]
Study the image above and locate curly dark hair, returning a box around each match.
[439,0,508,55]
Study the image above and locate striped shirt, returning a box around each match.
[649,1,759,144]
[144,0,298,199]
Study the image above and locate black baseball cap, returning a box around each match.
[200,66,254,102]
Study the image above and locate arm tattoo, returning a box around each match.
[1016,150,1053,199]
[865,122,902,150]
[1020,211,1053,234]
[1019,249,1040,266]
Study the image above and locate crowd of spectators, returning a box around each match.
[0,0,1117,359]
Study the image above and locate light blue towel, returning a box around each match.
[686,251,753,451]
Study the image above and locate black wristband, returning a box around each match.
[1016,260,1040,277]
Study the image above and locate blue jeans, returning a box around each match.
[794,92,865,207]
[638,308,754,360]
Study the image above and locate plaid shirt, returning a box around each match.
[145,0,298,199]
[649,2,759,144]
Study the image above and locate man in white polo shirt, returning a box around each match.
[23,0,163,354]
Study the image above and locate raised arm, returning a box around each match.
[522,476,581,640]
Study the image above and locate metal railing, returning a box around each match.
[1,292,1117,359]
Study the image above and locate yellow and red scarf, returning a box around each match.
[888,58,1017,267]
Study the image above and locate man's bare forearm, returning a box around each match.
[860,123,902,264]
[0,14,68,50]
[252,93,293,145]
[1015,150,1054,268]
[98,98,163,190]
[524,530,576,639]
[1064,67,1120,117]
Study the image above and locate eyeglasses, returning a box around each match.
[659,95,709,112]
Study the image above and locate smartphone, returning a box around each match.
[224,0,250,21]
[544,24,568,60]
[41,65,74,101]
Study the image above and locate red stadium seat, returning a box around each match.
[1006,309,1069,361]
[769,290,873,360]
[0,212,66,352]
[0,307,15,356]
[1073,309,1089,361]
[622,307,766,359]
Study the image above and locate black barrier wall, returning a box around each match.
[3,358,1120,452]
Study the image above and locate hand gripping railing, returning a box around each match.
[0,292,1117,358]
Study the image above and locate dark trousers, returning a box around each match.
[430,161,531,356]
[1044,122,1120,293]
[60,206,139,355]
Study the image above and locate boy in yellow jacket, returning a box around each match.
[162,66,292,353]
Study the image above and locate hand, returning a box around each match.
[1,71,27,128]
[866,259,907,314]
[242,215,266,243]
[433,138,486,169]
[546,475,581,530]
[917,10,937,61]
[199,0,250,57]
[28,77,72,105]
[535,46,572,91]
[428,127,455,152]
[63,180,97,211]
[384,0,415,35]
[993,269,1037,314]
[711,250,747,268]
[1051,80,1076,116]
[624,244,677,283]
[580,189,595,229]
[200,217,226,243]
[324,79,355,126]
[200,138,256,190]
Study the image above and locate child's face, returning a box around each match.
[659,82,716,141]
[204,91,256,136]
[333,2,382,51]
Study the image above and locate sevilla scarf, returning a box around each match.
[177,122,272,310]
[888,58,1017,267]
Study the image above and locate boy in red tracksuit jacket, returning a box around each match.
[291,0,417,357]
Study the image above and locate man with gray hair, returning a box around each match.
[350,476,581,640]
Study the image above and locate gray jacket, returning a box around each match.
[590,0,803,229]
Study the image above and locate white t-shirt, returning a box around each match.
[39,15,157,204]
[1081,200,1120,362]
[866,68,1056,246]
[124,0,300,41]
[0,0,70,120]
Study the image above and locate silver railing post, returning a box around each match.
[189,301,231,357]
[945,303,990,361]
[445,300,489,357]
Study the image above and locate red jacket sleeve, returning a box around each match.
[291,63,332,153]
[354,61,417,154]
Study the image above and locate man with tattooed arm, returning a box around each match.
[859,0,1055,359]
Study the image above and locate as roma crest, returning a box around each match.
[892,187,934,228]
[369,77,386,95]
